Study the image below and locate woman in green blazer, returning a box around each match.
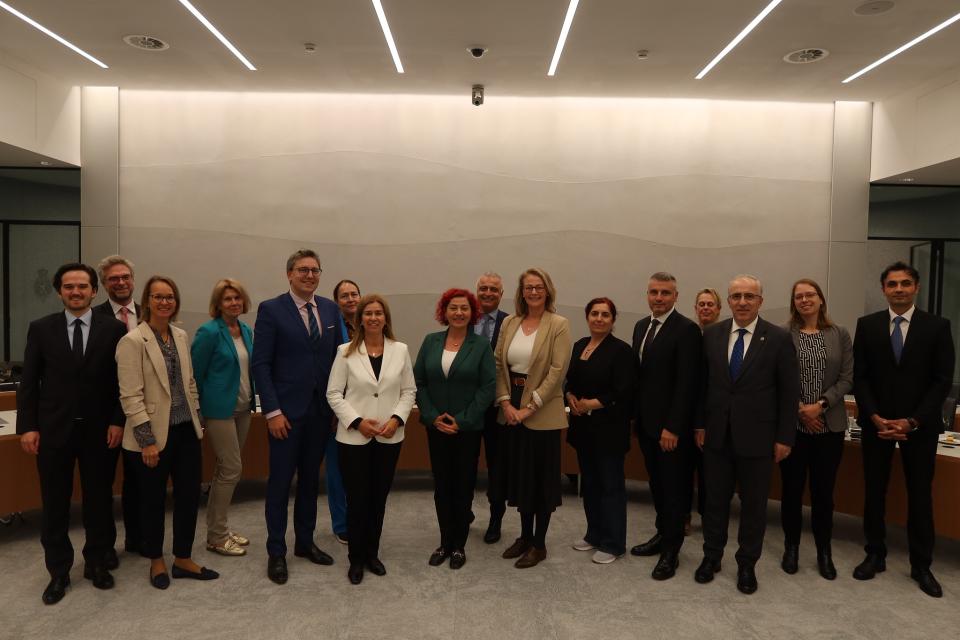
[190,278,255,557]
[414,288,496,570]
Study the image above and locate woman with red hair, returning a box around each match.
[414,288,496,570]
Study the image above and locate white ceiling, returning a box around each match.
[1,0,959,101]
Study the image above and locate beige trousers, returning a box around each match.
[205,412,251,543]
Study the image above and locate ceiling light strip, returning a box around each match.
[0,0,108,68]
[176,0,256,70]
[842,11,960,83]
[548,0,580,77]
[372,0,404,73]
[695,0,783,80]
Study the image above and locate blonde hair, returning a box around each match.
[345,294,396,357]
[208,278,251,318]
[513,267,557,316]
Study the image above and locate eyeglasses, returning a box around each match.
[523,285,546,293]
[793,292,819,301]
[106,274,131,283]
[728,293,759,302]
[294,267,322,276]
[150,294,176,303]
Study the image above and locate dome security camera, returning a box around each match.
[469,47,487,58]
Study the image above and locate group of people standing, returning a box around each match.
[16,250,955,603]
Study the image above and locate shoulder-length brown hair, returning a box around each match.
[789,278,834,330]
[345,294,396,356]
[513,267,557,316]
[140,275,181,323]
[208,278,251,318]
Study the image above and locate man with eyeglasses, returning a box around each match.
[852,261,954,598]
[17,263,128,604]
[694,274,798,595]
[93,255,142,567]
[253,249,345,584]
[474,272,510,543]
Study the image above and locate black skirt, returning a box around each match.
[495,378,563,513]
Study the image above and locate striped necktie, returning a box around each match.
[305,302,321,348]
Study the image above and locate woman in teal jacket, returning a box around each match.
[191,278,255,557]
[414,288,496,570]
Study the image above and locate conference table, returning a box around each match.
[2,392,958,540]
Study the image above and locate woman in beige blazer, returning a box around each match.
[326,294,416,585]
[117,275,216,589]
[494,267,571,569]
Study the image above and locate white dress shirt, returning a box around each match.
[638,306,675,363]
[888,305,915,342]
[727,316,760,362]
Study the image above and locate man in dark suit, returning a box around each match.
[474,272,510,543]
[253,249,345,584]
[93,254,141,563]
[17,263,128,605]
[630,272,701,580]
[852,261,954,598]
[694,274,798,594]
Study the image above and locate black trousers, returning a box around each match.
[637,431,689,553]
[106,446,141,552]
[338,440,402,566]
[861,429,938,570]
[37,420,116,577]
[481,406,506,518]
[427,429,482,551]
[576,446,626,556]
[685,444,706,517]
[125,422,202,560]
[702,436,773,566]
[779,430,845,550]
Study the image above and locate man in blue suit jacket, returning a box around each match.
[253,249,345,584]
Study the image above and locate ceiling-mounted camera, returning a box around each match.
[472,85,484,107]
[468,47,487,58]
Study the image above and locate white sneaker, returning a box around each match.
[592,550,622,564]
[572,539,595,551]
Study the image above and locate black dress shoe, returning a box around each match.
[737,565,758,595]
[172,564,220,580]
[149,571,170,590]
[366,557,386,576]
[294,543,334,566]
[817,551,837,580]
[652,551,679,581]
[694,557,721,584]
[483,518,502,545]
[429,547,449,566]
[911,568,943,598]
[267,555,288,585]
[42,575,70,605]
[348,563,364,585]
[852,553,886,580]
[781,544,799,575]
[103,549,120,571]
[449,550,466,570]
[630,533,662,557]
[83,564,115,590]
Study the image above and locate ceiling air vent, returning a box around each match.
[783,48,829,64]
[123,35,170,51]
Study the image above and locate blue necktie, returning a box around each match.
[891,316,905,364]
[305,302,321,349]
[729,328,747,380]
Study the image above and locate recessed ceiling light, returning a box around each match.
[123,35,169,51]
[175,0,256,70]
[39,161,51,166]
[371,0,404,73]
[0,0,108,68]
[854,1,895,16]
[548,0,580,77]
[900,177,915,182]
[696,0,783,80]
[843,10,960,83]
[783,48,829,64]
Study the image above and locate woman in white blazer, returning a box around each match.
[116,275,217,590]
[326,294,416,585]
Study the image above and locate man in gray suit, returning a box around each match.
[694,275,799,594]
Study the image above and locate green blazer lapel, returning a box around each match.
[216,317,240,362]
[448,332,477,379]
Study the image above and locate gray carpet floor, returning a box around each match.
[1,474,958,640]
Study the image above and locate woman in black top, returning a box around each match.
[565,297,636,564]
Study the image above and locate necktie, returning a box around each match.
[305,302,321,348]
[641,318,660,361]
[484,315,494,342]
[891,316,905,364]
[72,318,84,359]
[119,306,131,330]
[729,328,747,380]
